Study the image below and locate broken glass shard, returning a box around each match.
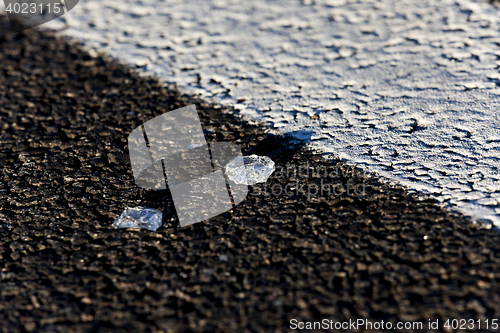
[113,207,162,231]
[225,155,275,185]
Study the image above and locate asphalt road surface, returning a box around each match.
[1,16,500,333]
[41,0,500,225]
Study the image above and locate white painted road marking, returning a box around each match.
[5,0,500,224]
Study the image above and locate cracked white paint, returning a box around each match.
[6,0,500,224]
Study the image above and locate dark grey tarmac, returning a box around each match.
[1,17,500,333]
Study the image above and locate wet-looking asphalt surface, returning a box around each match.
[1,17,500,333]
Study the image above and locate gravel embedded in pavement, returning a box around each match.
[1,17,500,332]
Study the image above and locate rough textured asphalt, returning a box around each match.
[42,0,500,225]
[1,17,500,333]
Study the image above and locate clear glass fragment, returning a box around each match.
[113,207,162,231]
[225,155,275,185]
